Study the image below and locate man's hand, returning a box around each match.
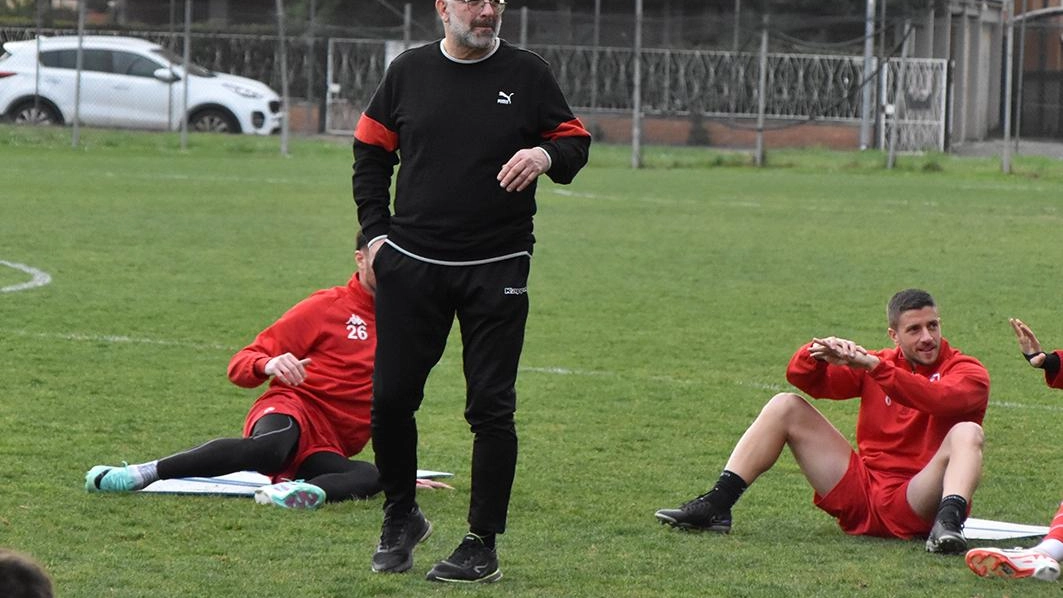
[1010,317,1046,368]
[416,478,455,490]
[497,147,550,192]
[263,353,312,386]
[809,336,879,370]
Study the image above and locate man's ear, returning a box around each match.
[887,328,899,346]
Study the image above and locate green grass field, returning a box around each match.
[1,124,1062,597]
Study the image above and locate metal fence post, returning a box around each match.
[755,14,768,167]
[1001,0,1013,174]
[591,0,599,108]
[520,6,528,48]
[887,20,912,170]
[306,0,316,133]
[403,3,411,49]
[180,0,191,151]
[1014,0,1026,152]
[275,0,290,156]
[859,0,876,150]
[73,0,84,148]
[631,0,643,169]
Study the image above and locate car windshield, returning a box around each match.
[152,47,214,77]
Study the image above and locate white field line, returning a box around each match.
[4,329,233,352]
[1,330,686,384]
[98,171,301,186]
[0,260,52,293]
[9,327,1063,412]
[548,187,693,206]
[988,400,1063,413]
[521,366,611,376]
[547,189,1057,221]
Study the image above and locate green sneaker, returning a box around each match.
[253,481,326,509]
[85,464,138,492]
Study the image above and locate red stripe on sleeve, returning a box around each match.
[354,113,399,152]
[542,118,591,141]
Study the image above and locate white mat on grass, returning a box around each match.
[964,517,1050,540]
[141,469,453,496]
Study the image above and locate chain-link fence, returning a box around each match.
[0,2,1056,153]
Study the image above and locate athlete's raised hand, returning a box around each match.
[1010,318,1047,368]
[810,336,878,370]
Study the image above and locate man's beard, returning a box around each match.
[455,18,499,49]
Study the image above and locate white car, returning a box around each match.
[0,35,282,134]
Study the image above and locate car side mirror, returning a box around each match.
[154,68,180,83]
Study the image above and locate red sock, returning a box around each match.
[1047,501,1063,544]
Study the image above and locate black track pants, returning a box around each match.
[371,245,529,533]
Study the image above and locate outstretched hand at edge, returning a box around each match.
[1009,318,1046,368]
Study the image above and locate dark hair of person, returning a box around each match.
[887,288,936,329]
[356,232,369,251]
[0,549,54,598]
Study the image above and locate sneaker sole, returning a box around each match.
[655,513,731,533]
[966,551,1061,581]
[426,568,503,584]
[370,519,433,574]
[966,552,1033,579]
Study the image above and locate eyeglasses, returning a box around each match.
[453,0,506,14]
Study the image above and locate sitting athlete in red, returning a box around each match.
[656,288,990,554]
[84,234,449,509]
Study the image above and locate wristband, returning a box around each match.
[1023,351,1046,367]
[1044,352,1061,377]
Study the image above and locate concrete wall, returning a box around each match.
[582,113,860,150]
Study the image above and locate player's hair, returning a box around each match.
[356,232,369,250]
[887,288,936,329]
[0,549,54,598]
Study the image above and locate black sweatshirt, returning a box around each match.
[353,39,591,263]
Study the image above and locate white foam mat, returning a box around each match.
[964,517,1050,540]
[141,469,453,496]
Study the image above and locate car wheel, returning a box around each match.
[10,99,62,126]
[189,108,240,134]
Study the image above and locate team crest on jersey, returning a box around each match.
[346,314,368,340]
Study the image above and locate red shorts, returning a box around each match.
[242,393,371,484]
[813,452,932,539]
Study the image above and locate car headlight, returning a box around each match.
[222,83,263,99]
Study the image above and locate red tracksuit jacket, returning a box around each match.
[786,338,990,479]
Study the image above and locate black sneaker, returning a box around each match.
[371,506,432,573]
[925,518,966,554]
[654,493,732,533]
[425,534,503,583]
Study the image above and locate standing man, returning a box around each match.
[656,289,990,554]
[352,0,591,584]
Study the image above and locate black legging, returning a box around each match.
[155,413,381,502]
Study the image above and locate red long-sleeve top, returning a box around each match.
[226,273,375,434]
[1045,350,1063,389]
[786,338,990,479]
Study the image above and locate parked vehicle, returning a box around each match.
[0,35,282,134]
